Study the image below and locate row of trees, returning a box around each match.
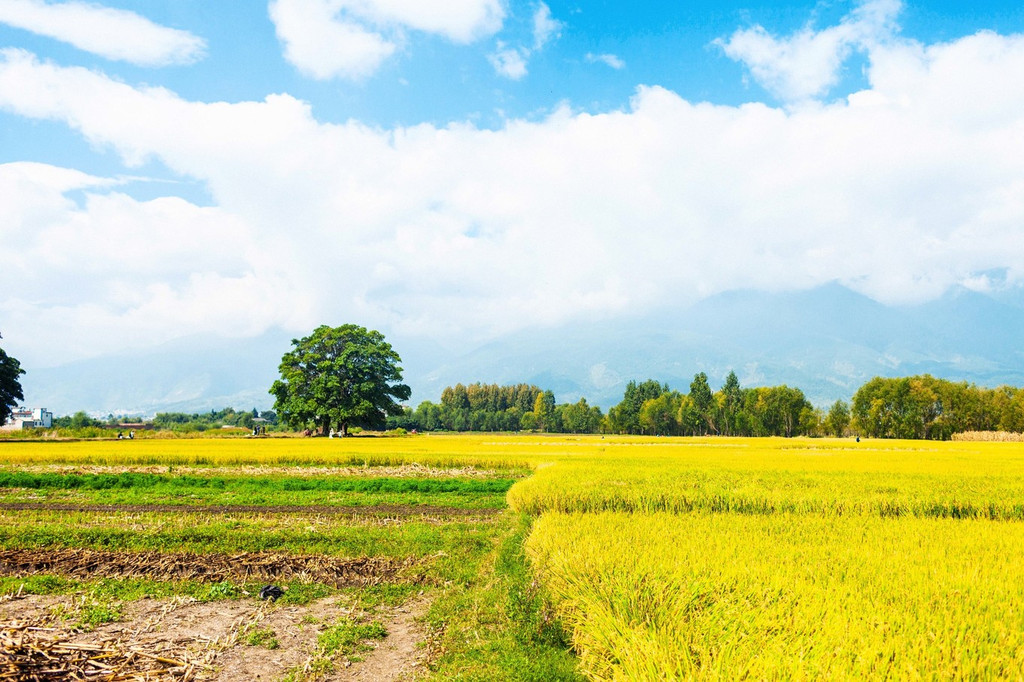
[266,326,826,438]
[604,373,817,437]
[153,407,279,432]
[850,375,1024,440]
[387,373,817,437]
[260,323,1024,441]
[390,373,1024,441]
[8,324,1024,442]
[389,384,604,434]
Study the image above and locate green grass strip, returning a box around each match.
[0,575,337,605]
[0,518,496,562]
[0,472,516,494]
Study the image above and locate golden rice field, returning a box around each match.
[526,512,1024,679]
[3,433,1024,679]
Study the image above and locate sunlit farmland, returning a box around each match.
[527,512,1024,679]
[507,435,1024,679]
[1,433,1023,679]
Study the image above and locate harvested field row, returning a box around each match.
[0,548,421,588]
[0,502,500,517]
[0,620,201,681]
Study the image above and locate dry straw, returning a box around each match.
[0,620,199,680]
[0,548,420,588]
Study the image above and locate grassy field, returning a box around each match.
[0,435,577,680]
[1,434,1023,679]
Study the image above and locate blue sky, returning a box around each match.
[2,0,1024,372]
[9,0,1023,136]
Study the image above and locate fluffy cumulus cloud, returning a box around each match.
[718,0,902,101]
[0,0,205,66]
[2,27,1024,363]
[269,0,504,80]
[0,161,308,365]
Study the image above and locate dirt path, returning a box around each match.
[335,598,430,682]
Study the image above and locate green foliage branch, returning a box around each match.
[0,332,25,426]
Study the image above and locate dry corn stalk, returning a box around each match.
[0,620,202,680]
[0,548,421,588]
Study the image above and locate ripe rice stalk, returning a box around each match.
[952,431,1024,442]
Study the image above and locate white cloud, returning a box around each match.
[717,0,901,101]
[488,43,528,79]
[269,0,396,80]
[487,2,562,81]
[269,0,504,80]
[0,162,307,365]
[340,0,504,42]
[586,52,624,69]
[0,0,205,66]
[2,30,1024,363]
[532,2,562,50]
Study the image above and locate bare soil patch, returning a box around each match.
[0,548,422,588]
[0,592,430,681]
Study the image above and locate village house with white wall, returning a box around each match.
[1,407,53,430]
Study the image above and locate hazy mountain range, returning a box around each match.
[18,283,1024,417]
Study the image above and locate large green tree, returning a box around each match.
[824,400,851,437]
[718,370,743,436]
[689,372,716,435]
[270,325,411,436]
[0,333,25,427]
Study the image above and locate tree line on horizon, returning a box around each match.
[851,375,1024,439]
[9,324,1024,441]
[388,372,818,437]
[387,373,1024,440]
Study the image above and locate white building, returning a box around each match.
[3,407,53,430]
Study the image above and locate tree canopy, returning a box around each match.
[0,333,25,426]
[602,373,814,437]
[849,374,1024,440]
[270,324,410,436]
